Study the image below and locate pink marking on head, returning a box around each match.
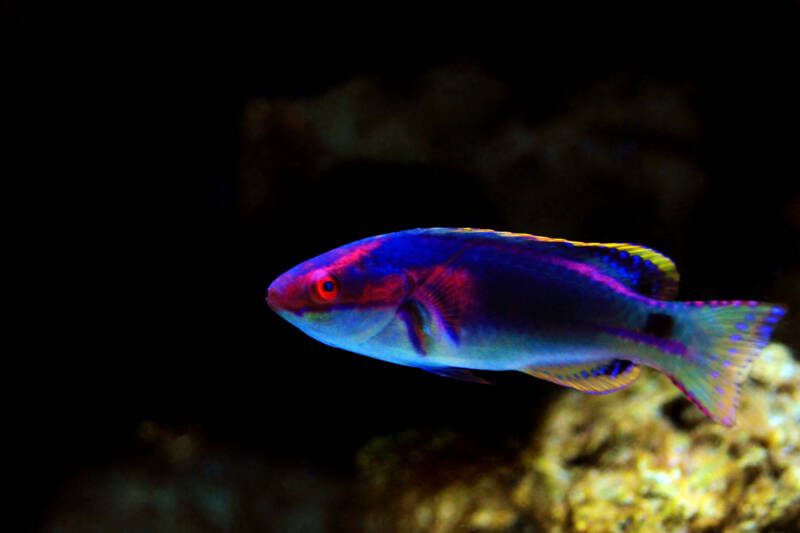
[347,272,409,308]
[324,237,385,272]
[268,237,388,315]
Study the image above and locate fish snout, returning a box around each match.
[266,271,301,313]
[266,279,287,312]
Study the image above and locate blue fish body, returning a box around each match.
[267,228,786,425]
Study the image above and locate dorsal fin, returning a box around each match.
[521,359,640,393]
[450,228,680,300]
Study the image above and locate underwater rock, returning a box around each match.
[355,344,800,532]
[241,66,702,239]
[356,429,525,533]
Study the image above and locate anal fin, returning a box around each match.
[521,359,640,394]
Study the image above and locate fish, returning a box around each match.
[266,228,787,426]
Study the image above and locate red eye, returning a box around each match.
[310,272,340,303]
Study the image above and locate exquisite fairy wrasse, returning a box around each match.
[266,228,786,426]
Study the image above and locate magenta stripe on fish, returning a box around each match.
[598,325,688,356]
[538,255,656,305]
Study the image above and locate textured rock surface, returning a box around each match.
[355,344,800,532]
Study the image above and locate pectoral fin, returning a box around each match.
[397,299,433,355]
[399,261,473,353]
[521,359,640,394]
[409,257,475,345]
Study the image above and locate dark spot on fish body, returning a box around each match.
[644,312,675,338]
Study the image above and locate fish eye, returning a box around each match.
[309,271,340,303]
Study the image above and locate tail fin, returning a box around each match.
[666,301,786,426]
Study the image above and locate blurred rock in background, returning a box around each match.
[42,422,350,533]
[241,64,797,346]
[242,66,705,239]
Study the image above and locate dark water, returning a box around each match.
[16,21,800,532]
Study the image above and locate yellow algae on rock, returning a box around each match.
[469,506,517,531]
[516,344,800,532]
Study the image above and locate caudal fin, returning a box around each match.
[667,301,786,426]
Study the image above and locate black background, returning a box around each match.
[10,12,800,529]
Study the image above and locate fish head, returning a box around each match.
[267,238,411,349]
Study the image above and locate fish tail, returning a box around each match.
[662,301,786,426]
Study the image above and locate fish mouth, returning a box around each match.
[265,285,280,312]
[266,274,294,313]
